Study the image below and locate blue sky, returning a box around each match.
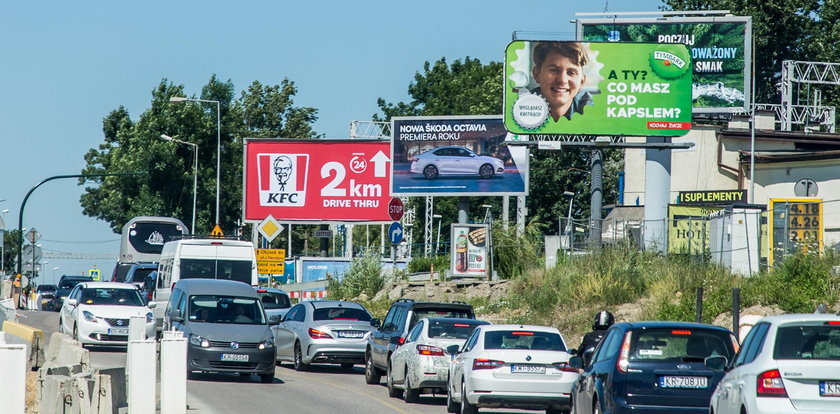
[0,0,664,283]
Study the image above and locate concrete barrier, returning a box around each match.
[1,320,45,370]
[127,340,156,414]
[0,344,26,414]
[43,332,90,372]
[160,331,186,414]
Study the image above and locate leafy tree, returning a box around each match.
[80,75,320,235]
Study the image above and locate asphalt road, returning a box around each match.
[20,309,533,414]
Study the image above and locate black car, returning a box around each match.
[36,284,57,309]
[365,298,475,384]
[53,275,94,311]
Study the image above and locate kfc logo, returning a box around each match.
[257,153,309,206]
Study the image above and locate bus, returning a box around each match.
[112,216,188,282]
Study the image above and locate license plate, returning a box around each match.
[659,376,708,389]
[510,364,545,374]
[336,331,365,339]
[220,354,249,362]
[820,381,840,397]
[108,328,129,336]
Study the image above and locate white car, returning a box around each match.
[447,324,577,414]
[410,146,505,180]
[387,318,490,403]
[710,313,840,414]
[58,282,156,346]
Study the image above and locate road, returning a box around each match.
[21,310,532,414]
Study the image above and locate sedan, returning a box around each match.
[447,324,577,414]
[570,321,738,414]
[710,313,840,414]
[58,282,156,346]
[273,300,374,370]
[387,318,490,403]
[410,146,505,180]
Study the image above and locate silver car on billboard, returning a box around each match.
[410,146,505,180]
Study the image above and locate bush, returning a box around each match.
[327,252,385,300]
[408,255,449,273]
[493,221,545,279]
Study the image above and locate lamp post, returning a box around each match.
[0,209,8,274]
[562,191,575,255]
[169,96,221,227]
[160,134,198,233]
[481,205,494,280]
[432,214,442,253]
[52,266,59,281]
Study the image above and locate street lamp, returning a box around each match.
[52,266,59,281]
[562,191,575,254]
[432,214,442,253]
[161,134,198,233]
[169,96,221,227]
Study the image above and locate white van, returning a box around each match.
[152,238,259,330]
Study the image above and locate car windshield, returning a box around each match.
[484,330,566,351]
[180,259,253,285]
[427,321,487,339]
[188,295,265,325]
[259,291,291,310]
[59,279,88,289]
[774,324,840,360]
[80,288,144,306]
[628,328,735,362]
[312,307,371,321]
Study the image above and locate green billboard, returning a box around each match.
[504,41,693,136]
[578,17,752,113]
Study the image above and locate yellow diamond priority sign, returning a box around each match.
[257,215,284,243]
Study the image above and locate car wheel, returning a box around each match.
[479,163,494,179]
[58,318,64,334]
[364,351,381,384]
[593,398,601,414]
[423,165,439,180]
[386,363,403,398]
[340,363,355,370]
[73,324,79,342]
[239,372,251,377]
[460,380,478,414]
[403,372,419,403]
[259,373,274,383]
[293,341,308,371]
[446,380,458,413]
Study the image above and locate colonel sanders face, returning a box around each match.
[273,156,292,191]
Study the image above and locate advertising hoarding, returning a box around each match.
[243,139,392,223]
[450,224,488,279]
[391,116,528,196]
[768,198,823,267]
[504,41,693,136]
[668,205,722,254]
[578,16,751,113]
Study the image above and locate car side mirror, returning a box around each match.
[370,318,381,328]
[567,348,578,356]
[705,355,728,371]
[446,344,460,355]
[67,298,79,307]
[582,348,595,367]
[569,356,583,369]
[269,315,281,325]
[170,309,184,323]
[147,301,157,309]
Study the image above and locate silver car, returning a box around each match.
[255,287,292,321]
[410,146,505,179]
[273,300,374,370]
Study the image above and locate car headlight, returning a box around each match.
[258,337,275,350]
[189,334,210,348]
[145,312,154,323]
[82,310,98,322]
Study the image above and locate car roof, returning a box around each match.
[174,279,259,297]
[480,324,561,332]
[80,282,137,289]
[614,321,733,333]
[255,287,289,295]
[60,275,93,280]
[306,300,365,310]
[423,317,487,325]
[130,262,159,268]
[755,313,840,324]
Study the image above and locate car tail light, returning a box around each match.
[257,289,267,293]
[552,362,578,373]
[473,358,505,370]
[826,321,840,326]
[453,323,471,327]
[308,328,332,339]
[512,331,534,336]
[730,333,740,353]
[617,331,632,373]
[146,291,153,300]
[672,330,692,335]
[399,336,406,345]
[416,344,445,356]
[757,369,788,397]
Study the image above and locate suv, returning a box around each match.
[365,298,475,384]
[123,262,159,288]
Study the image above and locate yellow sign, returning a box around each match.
[768,198,823,266]
[258,262,284,274]
[210,225,224,237]
[88,268,101,281]
[256,249,286,262]
[667,205,722,254]
[257,215,284,243]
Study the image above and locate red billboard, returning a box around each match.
[243,139,392,222]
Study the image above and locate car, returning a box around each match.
[447,324,578,414]
[53,275,94,311]
[710,313,840,414]
[410,146,505,180]
[366,298,475,385]
[255,287,292,321]
[387,317,490,403]
[123,262,159,289]
[110,262,134,283]
[570,321,738,414]
[164,278,278,383]
[274,300,374,370]
[35,284,57,310]
[58,282,156,346]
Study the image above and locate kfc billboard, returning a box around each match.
[243,139,392,222]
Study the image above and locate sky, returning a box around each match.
[0,0,665,284]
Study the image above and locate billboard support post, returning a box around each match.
[590,149,603,250]
[458,197,469,224]
[516,196,526,235]
[643,137,672,252]
[502,196,510,227]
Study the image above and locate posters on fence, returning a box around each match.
[668,205,722,254]
[450,224,488,278]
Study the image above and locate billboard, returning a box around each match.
[450,224,489,279]
[243,139,392,223]
[578,16,752,113]
[668,205,722,254]
[391,116,529,196]
[504,41,693,136]
[768,198,823,266]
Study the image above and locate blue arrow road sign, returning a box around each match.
[388,222,403,245]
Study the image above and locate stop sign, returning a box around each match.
[388,198,404,221]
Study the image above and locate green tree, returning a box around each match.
[80,75,320,235]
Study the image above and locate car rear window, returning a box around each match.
[312,307,372,321]
[628,328,735,362]
[37,285,57,292]
[180,259,252,285]
[259,292,291,309]
[428,320,488,339]
[412,308,473,324]
[127,268,156,283]
[774,324,840,360]
[484,330,566,351]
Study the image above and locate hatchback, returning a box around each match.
[570,321,738,414]
[58,282,156,346]
[710,313,840,414]
[410,146,505,180]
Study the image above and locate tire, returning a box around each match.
[403,373,419,403]
[446,380,458,413]
[260,373,274,383]
[479,163,495,179]
[73,324,79,341]
[340,363,355,370]
[58,318,64,334]
[364,352,381,384]
[593,398,602,414]
[423,165,439,180]
[293,342,308,371]
[460,380,478,414]
[386,363,403,398]
[239,372,251,377]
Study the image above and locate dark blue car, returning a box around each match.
[570,321,737,414]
